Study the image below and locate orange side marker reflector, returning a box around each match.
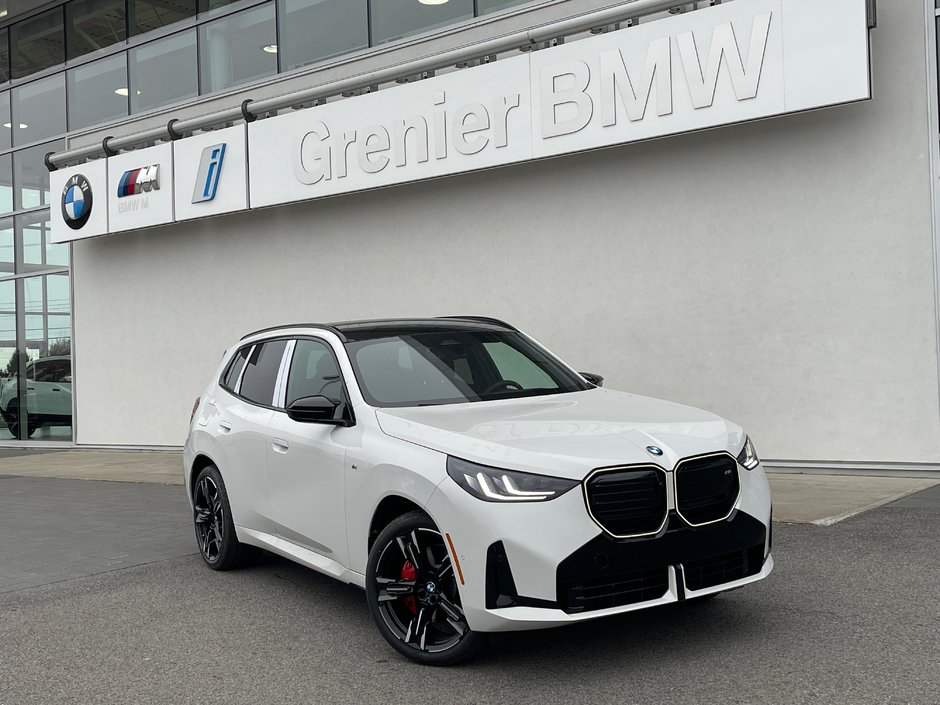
[444,532,465,586]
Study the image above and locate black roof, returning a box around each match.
[241,317,515,342]
[332,317,516,341]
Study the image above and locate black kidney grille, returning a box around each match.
[586,467,667,536]
[560,566,670,613]
[684,543,765,591]
[675,454,740,525]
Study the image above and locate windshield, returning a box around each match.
[344,329,591,407]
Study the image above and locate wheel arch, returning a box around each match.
[368,495,429,552]
[189,453,217,501]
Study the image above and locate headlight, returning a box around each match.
[446,456,578,502]
[737,436,760,470]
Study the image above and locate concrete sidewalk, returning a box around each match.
[0,449,935,525]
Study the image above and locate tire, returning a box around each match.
[192,464,260,570]
[5,402,19,438]
[366,510,485,666]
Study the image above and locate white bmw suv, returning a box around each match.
[184,317,773,665]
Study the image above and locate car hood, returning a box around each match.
[374,388,744,480]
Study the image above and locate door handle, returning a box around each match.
[51,388,61,392]
[272,437,289,453]
[26,387,34,391]
[218,421,232,433]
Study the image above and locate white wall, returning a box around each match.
[71,1,940,464]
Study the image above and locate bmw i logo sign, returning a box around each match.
[61,174,93,230]
[646,446,664,456]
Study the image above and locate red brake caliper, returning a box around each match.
[401,560,417,615]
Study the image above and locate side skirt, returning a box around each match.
[236,525,366,588]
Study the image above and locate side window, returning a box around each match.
[482,341,558,389]
[32,361,55,382]
[238,340,288,405]
[286,339,343,406]
[52,360,71,383]
[220,346,250,392]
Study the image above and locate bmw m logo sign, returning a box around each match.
[61,174,93,230]
[117,165,160,197]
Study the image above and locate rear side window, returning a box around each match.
[238,340,288,406]
[221,346,250,392]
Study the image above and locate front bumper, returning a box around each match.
[425,462,773,632]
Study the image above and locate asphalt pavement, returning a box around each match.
[0,476,938,705]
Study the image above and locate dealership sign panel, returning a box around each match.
[173,125,249,221]
[251,0,869,209]
[51,0,870,243]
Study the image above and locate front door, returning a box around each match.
[266,337,353,566]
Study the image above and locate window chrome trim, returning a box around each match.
[581,463,670,540]
[672,451,742,528]
[272,338,295,408]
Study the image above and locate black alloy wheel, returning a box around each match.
[4,402,34,439]
[191,464,259,570]
[366,511,484,665]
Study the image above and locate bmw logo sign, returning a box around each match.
[646,446,664,456]
[61,174,93,230]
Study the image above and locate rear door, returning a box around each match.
[211,339,287,533]
[265,337,353,564]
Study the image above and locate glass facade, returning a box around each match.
[0,0,531,443]
[371,0,473,45]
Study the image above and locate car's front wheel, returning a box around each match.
[366,511,484,666]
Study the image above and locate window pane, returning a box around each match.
[67,53,129,130]
[19,273,73,441]
[11,73,66,145]
[129,30,197,113]
[239,340,287,405]
[199,0,241,11]
[0,217,12,276]
[130,0,196,36]
[370,0,473,45]
[0,29,9,85]
[483,341,557,389]
[0,278,14,440]
[286,339,341,406]
[66,0,128,60]
[199,5,277,94]
[10,8,65,80]
[18,211,67,272]
[14,140,65,211]
[279,0,367,71]
[0,91,10,151]
[0,154,11,216]
[477,0,531,14]
[221,346,250,391]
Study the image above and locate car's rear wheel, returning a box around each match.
[192,464,259,570]
[366,510,484,666]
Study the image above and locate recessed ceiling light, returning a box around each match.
[419,0,449,4]
[0,11,8,19]
[262,44,278,53]
[2,122,27,129]
[114,87,141,96]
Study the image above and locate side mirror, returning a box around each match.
[580,372,604,387]
[286,395,349,425]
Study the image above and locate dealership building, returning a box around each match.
[0,0,936,473]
